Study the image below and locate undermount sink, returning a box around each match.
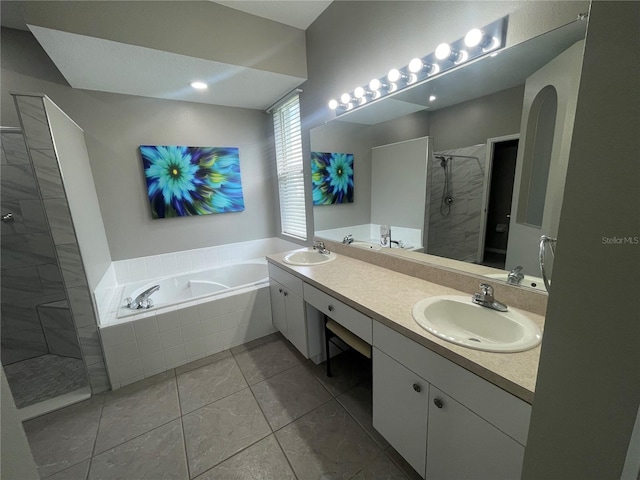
[483,273,547,292]
[412,295,542,353]
[282,249,337,266]
[351,241,382,251]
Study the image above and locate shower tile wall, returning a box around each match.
[11,94,110,393]
[427,145,486,263]
[1,131,65,365]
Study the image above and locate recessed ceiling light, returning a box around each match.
[190,81,208,90]
[429,95,437,102]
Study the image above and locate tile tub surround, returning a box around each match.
[267,251,546,404]
[24,335,415,480]
[100,285,275,389]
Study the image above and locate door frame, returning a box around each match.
[477,134,520,263]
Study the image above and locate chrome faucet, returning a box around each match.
[125,285,160,310]
[472,283,508,312]
[313,241,330,255]
[390,239,405,248]
[507,266,525,285]
[342,234,354,245]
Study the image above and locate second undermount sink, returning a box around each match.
[412,295,542,353]
[282,249,337,266]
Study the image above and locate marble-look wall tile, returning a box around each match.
[1,266,44,299]
[56,243,87,288]
[78,326,105,366]
[15,96,54,150]
[38,301,74,330]
[43,198,76,245]
[67,285,98,329]
[1,164,39,201]
[1,132,29,165]
[42,324,83,359]
[87,360,111,393]
[1,232,57,269]
[37,263,66,296]
[0,303,48,357]
[31,149,65,199]
[0,199,48,236]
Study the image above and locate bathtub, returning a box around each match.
[100,259,275,389]
[117,260,268,318]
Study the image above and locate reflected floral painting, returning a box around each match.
[311,152,354,205]
[139,145,244,218]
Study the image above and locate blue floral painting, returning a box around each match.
[311,152,354,205]
[139,145,244,218]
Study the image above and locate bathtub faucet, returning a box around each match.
[125,285,160,310]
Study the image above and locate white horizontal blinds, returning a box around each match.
[273,93,307,240]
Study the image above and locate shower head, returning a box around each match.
[435,155,448,169]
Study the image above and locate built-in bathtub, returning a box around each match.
[118,260,268,318]
[99,259,275,389]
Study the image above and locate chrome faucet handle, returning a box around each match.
[342,235,354,244]
[479,283,494,298]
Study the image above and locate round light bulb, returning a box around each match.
[190,81,208,90]
[387,68,401,82]
[340,93,352,104]
[328,99,339,110]
[354,87,365,99]
[464,28,483,48]
[435,43,452,60]
[408,58,423,73]
[369,78,382,91]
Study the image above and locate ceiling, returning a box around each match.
[1,1,333,110]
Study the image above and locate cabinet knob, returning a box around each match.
[283,291,288,296]
[433,398,444,409]
[412,383,421,393]
[328,305,334,312]
[278,288,283,293]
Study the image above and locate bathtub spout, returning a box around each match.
[126,285,160,310]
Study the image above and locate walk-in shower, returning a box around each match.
[1,126,90,414]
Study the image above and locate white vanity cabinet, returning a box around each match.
[426,386,525,480]
[268,263,308,357]
[373,347,429,475]
[372,321,531,479]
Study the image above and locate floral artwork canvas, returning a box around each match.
[139,145,245,218]
[311,152,354,205]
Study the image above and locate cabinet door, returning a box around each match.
[373,348,428,477]
[284,291,308,357]
[269,281,287,336]
[426,387,525,480]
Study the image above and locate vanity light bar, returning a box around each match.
[328,17,507,114]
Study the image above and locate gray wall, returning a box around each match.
[522,2,640,477]
[1,27,279,261]
[0,367,39,480]
[311,121,373,230]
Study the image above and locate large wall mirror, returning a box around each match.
[311,19,587,293]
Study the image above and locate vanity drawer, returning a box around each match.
[268,263,303,297]
[373,321,531,445]
[303,283,372,344]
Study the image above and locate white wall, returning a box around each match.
[522,2,640,477]
[0,367,39,480]
[44,98,111,290]
[1,27,279,261]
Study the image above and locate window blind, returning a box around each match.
[272,93,307,240]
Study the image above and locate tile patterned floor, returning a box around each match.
[24,334,422,480]
[5,354,88,408]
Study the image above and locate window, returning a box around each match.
[272,93,307,239]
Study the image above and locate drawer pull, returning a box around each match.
[328,305,334,312]
[434,398,444,409]
[283,291,288,296]
[278,288,283,293]
[413,383,421,393]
